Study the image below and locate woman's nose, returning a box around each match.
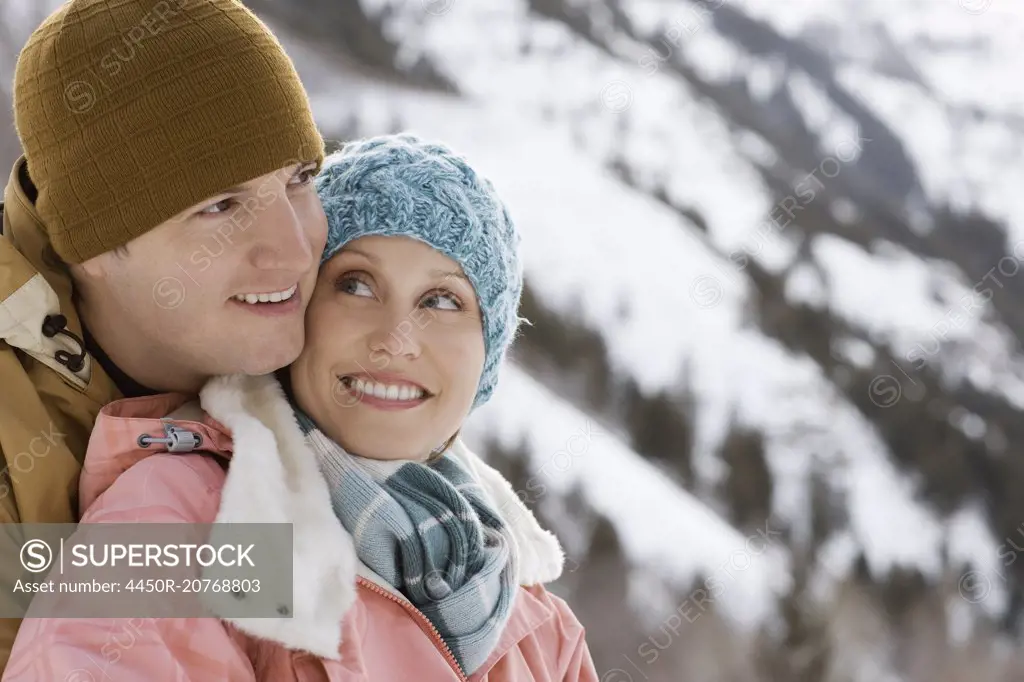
[368,312,423,360]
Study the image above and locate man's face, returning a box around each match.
[73,162,328,382]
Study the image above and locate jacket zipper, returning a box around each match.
[356,576,468,682]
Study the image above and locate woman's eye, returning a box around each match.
[337,276,374,298]
[199,199,234,215]
[421,291,462,311]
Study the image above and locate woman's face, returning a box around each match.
[290,235,485,461]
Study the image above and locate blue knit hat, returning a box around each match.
[315,133,523,409]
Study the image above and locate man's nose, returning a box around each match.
[247,193,315,274]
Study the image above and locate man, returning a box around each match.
[0,0,327,668]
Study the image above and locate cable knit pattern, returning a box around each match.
[314,133,524,408]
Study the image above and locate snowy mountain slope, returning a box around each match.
[466,363,792,631]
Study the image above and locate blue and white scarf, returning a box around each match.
[297,414,517,675]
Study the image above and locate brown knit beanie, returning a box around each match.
[13,0,324,264]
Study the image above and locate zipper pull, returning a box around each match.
[137,420,203,453]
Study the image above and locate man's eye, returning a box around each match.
[289,168,316,186]
[199,199,234,215]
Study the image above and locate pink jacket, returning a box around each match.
[3,374,597,682]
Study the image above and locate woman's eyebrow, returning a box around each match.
[342,246,379,263]
[432,269,469,282]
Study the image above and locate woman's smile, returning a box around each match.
[339,373,432,410]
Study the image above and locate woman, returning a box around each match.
[3,134,597,681]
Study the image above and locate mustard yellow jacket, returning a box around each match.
[0,157,120,670]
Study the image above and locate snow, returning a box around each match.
[724,0,1024,249]
[845,437,945,578]
[746,55,785,102]
[684,24,747,84]
[810,234,1024,408]
[811,236,973,348]
[948,407,987,441]
[839,67,954,201]
[363,0,778,274]
[722,0,840,39]
[784,262,827,308]
[787,71,863,159]
[811,531,860,601]
[627,0,727,38]
[832,336,876,370]
[635,0,1024,278]
[866,1,1022,114]
[463,363,792,631]
[946,504,1008,619]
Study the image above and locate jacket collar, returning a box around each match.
[79,392,236,511]
[89,373,565,660]
[0,157,109,397]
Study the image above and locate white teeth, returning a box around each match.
[347,378,425,402]
[233,285,297,305]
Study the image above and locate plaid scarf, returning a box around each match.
[297,414,517,675]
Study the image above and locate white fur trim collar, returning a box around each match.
[194,374,564,660]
